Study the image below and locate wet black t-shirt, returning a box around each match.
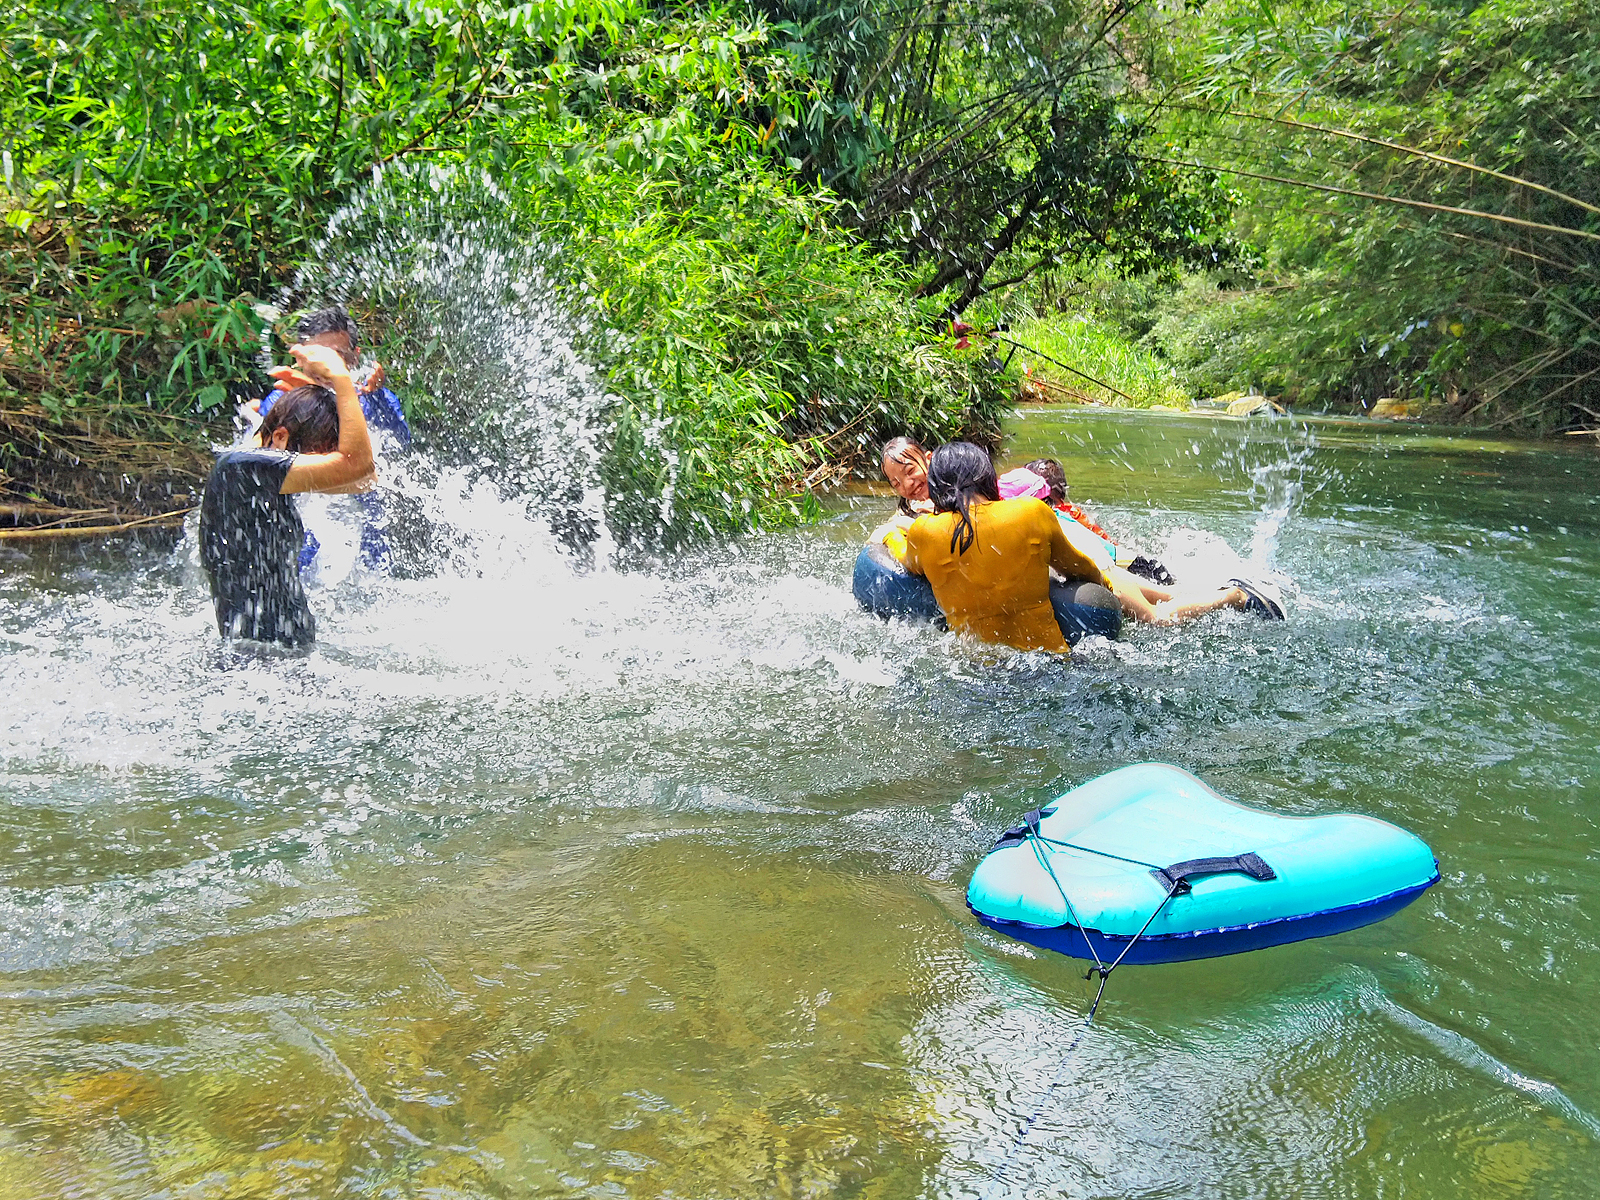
[198,449,315,646]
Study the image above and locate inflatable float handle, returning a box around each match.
[1151,852,1276,896]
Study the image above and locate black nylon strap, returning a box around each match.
[989,806,1057,851]
[1152,852,1276,895]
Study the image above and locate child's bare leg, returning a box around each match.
[1107,576,1162,622]
[1147,587,1249,626]
[1138,581,1175,604]
[1104,565,1176,615]
[1105,564,1175,605]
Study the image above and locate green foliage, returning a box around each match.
[1143,274,1289,402]
[1158,0,1600,428]
[996,264,1194,406]
[0,0,1002,534]
[303,150,1005,548]
[564,170,1007,542]
[757,0,1235,314]
[0,0,639,414]
[1011,312,1188,409]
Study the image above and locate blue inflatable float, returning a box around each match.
[851,542,1123,645]
[968,763,1439,964]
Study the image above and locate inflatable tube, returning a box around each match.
[1050,579,1122,644]
[852,541,944,623]
[851,542,1122,645]
[967,763,1440,964]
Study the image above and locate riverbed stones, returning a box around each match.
[1225,395,1286,416]
[1370,397,1443,420]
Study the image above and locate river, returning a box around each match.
[0,408,1596,1197]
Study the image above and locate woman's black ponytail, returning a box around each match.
[927,442,1000,555]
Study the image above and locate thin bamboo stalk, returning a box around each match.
[987,333,1135,403]
[1162,103,1600,218]
[1139,155,1600,243]
[0,508,194,542]
[1021,375,1098,404]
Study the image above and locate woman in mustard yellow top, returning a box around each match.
[904,444,1274,653]
[903,443,1108,653]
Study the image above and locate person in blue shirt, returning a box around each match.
[255,307,410,571]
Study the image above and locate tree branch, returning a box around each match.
[1138,155,1600,243]
[1162,102,1600,218]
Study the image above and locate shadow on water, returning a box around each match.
[2,397,1599,1195]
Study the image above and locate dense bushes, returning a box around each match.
[562,170,1009,543]
[303,153,1007,548]
[1152,0,1600,427]
[18,0,1594,515]
[0,0,1003,535]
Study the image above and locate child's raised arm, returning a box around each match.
[279,343,375,494]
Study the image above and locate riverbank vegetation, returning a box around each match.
[0,0,1223,540]
[1010,316,1187,410]
[4,0,1593,540]
[952,0,1600,433]
[9,0,978,539]
[1149,0,1600,431]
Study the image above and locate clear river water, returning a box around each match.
[1,407,1597,1198]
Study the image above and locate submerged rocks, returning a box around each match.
[1192,392,1286,416]
[1370,397,1443,420]
[1226,395,1286,417]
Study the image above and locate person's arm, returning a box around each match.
[902,520,926,577]
[313,476,379,494]
[868,512,914,543]
[1046,504,1111,585]
[280,344,375,495]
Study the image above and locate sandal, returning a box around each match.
[1227,576,1287,621]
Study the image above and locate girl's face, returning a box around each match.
[883,450,930,502]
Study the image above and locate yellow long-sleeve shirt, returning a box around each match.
[903,497,1110,653]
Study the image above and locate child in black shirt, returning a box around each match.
[199,344,374,646]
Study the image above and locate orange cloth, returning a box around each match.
[1057,501,1110,541]
[904,497,1110,653]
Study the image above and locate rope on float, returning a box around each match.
[985,823,1183,1197]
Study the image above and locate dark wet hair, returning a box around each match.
[260,385,339,454]
[1026,458,1069,506]
[928,441,999,555]
[296,307,360,365]
[881,436,931,516]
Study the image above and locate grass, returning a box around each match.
[1010,312,1191,408]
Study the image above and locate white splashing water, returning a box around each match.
[1244,432,1320,572]
[269,162,627,573]
[1138,424,1319,595]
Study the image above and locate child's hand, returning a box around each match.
[289,342,353,387]
[266,364,316,392]
[360,362,387,395]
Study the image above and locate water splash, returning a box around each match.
[1089,423,1323,591]
[276,162,620,568]
[1244,430,1321,571]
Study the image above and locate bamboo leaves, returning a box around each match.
[1,0,1007,536]
[1159,0,1600,427]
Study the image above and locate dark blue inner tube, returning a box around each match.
[851,542,1122,645]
